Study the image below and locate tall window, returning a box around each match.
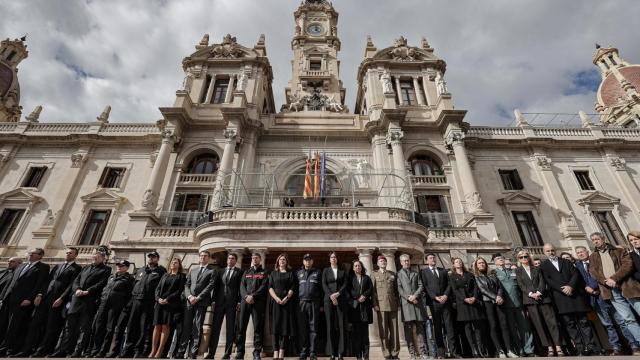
[0,209,25,245]
[512,211,543,247]
[170,193,210,226]
[593,211,626,246]
[309,60,322,70]
[410,155,442,176]
[399,80,417,105]
[284,168,341,206]
[78,210,111,245]
[22,166,47,188]
[200,75,212,103]
[574,170,596,191]
[415,195,450,227]
[186,154,219,174]
[98,167,126,188]
[212,79,230,104]
[499,169,523,190]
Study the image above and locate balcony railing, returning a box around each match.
[157,211,208,227]
[411,175,447,185]
[178,173,217,184]
[419,212,452,227]
[301,70,330,77]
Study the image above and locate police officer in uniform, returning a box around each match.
[237,252,269,360]
[296,253,323,360]
[90,259,135,357]
[121,250,167,357]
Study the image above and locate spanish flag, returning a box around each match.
[303,155,312,199]
[313,152,321,200]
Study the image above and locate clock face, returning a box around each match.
[306,23,324,36]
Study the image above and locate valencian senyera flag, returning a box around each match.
[313,151,321,200]
[320,150,326,198]
[303,153,312,199]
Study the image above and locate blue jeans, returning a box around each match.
[610,288,640,348]
[423,318,438,357]
[629,297,640,318]
[594,297,638,350]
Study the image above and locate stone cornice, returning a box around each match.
[0,121,163,144]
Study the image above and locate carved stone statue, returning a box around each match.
[288,93,306,112]
[236,72,248,92]
[97,106,111,124]
[380,70,393,94]
[465,192,483,213]
[42,209,56,227]
[326,94,344,113]
[142,189,156,209]
[71,152,87,168]
[435,71,448,96]
[182,71,195,92]
[25,105,42,123]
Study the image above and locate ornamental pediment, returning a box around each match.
[183,34,259,65]
[577,191,620,206]
[372,37,440,63]
[81,188,127,206]
[497,191,541,206]
[0,188,43,204]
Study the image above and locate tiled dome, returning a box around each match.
[598,65,640,107]
[0,62,13,97]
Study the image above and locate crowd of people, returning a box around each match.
[0,231,640,359]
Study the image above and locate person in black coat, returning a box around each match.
[0,248,50,357]
[25,248,82,357]
[540,244,595,355]
[472,257,515,358]
[237,252,269,360]
[0,257,21,346]
[322,252,347,360]
[296,253,323,360]
[120,250,167,357]
[269,254,297,360]
[630,231,640,282]
[420,253,457,358]
[348,260,373,360]
[90,259,135,357]
[447,257,484,358]
[208,252,244,359]
[149,257,186,358]
[177,250,218,359]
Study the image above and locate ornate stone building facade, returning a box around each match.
[1,0,640,275]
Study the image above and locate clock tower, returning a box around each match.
[283,0,347,112]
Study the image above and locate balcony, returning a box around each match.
[411,175,447,186]
[419,212,453,227]
[157,211,208,227]
[300,69,331,78]
[178,173,217,186]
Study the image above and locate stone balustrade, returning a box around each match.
[411,175,447,185]
[0,121,161,137]
[25,123,92,133]
[427,227,479,241]
[301,69,330,77]
[178,173,217,184]
[467,125,640,141]
[145,227,193,238]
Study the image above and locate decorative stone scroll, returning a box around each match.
[390,36,421,62]
[531,153,552,170]
[70,152,88,168]
[608,156,626,170]
[211,34,244,59]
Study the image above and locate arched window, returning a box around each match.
[409,155,442,176]
[186,153,219,174]
[284,167,342,206]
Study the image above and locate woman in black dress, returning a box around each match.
[149,257,186,358]
[268,253,296,360]
[448,257,484,358]
[322,252,347,360]
[347,260,373,360]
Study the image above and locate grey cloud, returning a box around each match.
[1,0,638,125]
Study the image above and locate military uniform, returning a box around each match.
[237,264,268,359]
[121,263,166,357]
[495,265,535,355]
[295,266,322,359]
[372,269,400,359]
[90,268,134,357]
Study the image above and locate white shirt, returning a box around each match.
[331,267,338,279]
[430,266,439,278]
[549,257,560,271]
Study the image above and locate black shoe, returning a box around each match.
[47,351,66,358]
[310,355,317,360]
[10,352,29,358]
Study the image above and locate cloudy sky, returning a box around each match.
[2,0,638,126]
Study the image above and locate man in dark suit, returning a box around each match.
[0,257,22,346]
[52,249,111,357]
[540,243,596,355]
[177,250,218,359]
[420,253,456,358]
[237,252,269,360]
[21,247,83,357]
[321,252,347,360]
[630,231,640,283]
[0,248,50,356]
[208,252,244,359]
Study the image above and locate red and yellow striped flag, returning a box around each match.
[303,156,312,199]
[313,152,320,200]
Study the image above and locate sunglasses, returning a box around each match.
[518,255,529,259]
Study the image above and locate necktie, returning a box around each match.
[56,263,67,278]
[225,267,232,283]
[197,266,205,278]
[19,263,32,278]
[431,267,438,278]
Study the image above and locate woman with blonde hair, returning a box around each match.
[269,253,296,360]
[149,257,186,358]
[515,249,563,357]
[448,258,484,357]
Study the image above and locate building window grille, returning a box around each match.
[0,209,25,245]
[574,170,596,191]
[98,167,126,188]
[212,79,229,104]
[499,169,524,190]
[22,166,47,188]
[78,210,111,245]
[399,80,417,106]
[512,211,543,247]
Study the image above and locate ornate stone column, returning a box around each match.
[421,74,434,106]
[412,77,424,106]
[225,75,236,103]
[358,248,381,348]
[204,74,216,104]
[142,130,175,211]
[394,76,402,104]
[445,131,484,214]
[211,128,238,210]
